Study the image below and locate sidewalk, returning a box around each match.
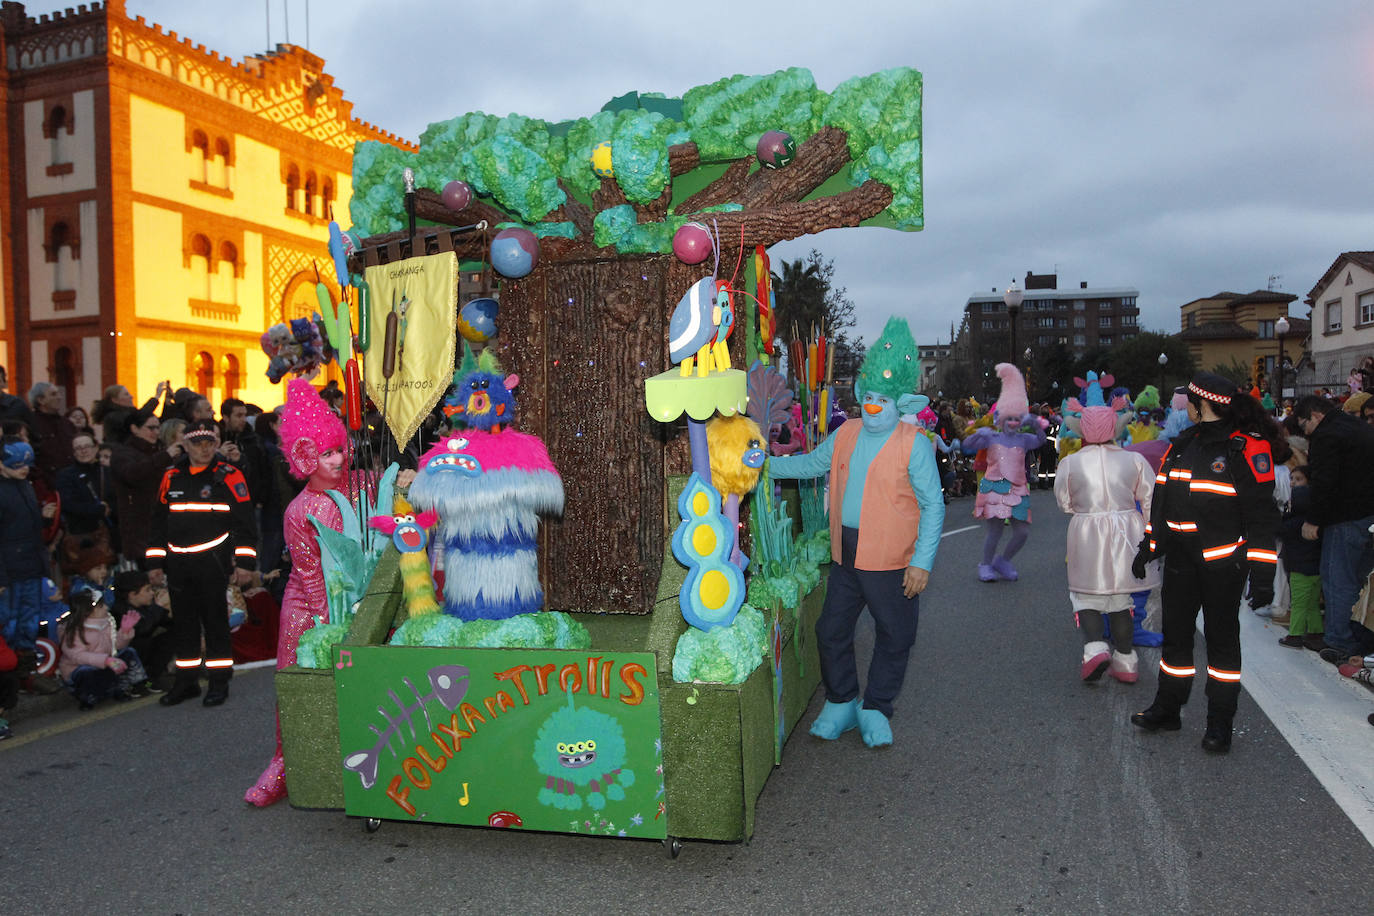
[1238,607,1374,845]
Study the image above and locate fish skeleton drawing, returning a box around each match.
[343,664,470,790]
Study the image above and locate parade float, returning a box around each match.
[271,66,924,851]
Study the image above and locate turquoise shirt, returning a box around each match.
[768,423,945,571]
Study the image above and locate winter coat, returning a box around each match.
[1279,485,1322,576]
[56,459,111,536]
[57,614,132,681]
[1305,409,1374,527]
[30,411,76,490]
[109,437,175,564]
[0,477,48,588]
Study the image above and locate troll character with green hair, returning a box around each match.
[766,317,945,748]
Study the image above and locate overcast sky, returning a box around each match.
[127,0,1374,351]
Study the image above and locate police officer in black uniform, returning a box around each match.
[147,420,257,707]
[1129,372,1280,753]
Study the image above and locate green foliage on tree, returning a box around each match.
[348,67,924,248]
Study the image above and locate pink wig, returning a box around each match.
[280,379,347,479]
[1079,405,1118,444]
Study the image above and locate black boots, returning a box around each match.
[159,678,201,706]
[202,682,229,707]
[1201,717,1233,754]
[1130,703,1182,732]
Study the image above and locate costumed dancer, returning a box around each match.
[245,379,348,806]
[767,317,944,748]
[1129,372,1280,753]
[964,364,1046,582]
[1055,397,1159,683]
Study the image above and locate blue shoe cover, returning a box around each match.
[858,709,893,748]
[809,699,859,739]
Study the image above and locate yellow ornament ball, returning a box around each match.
[591,141,614,178]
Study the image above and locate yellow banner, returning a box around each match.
[363,252,459,447]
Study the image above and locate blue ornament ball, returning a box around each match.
[490,227,539,279]
[458,297,500,343]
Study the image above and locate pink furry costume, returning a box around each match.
[245,379,348,807]
[962,364,1046,582]
[1054,399,1160,683]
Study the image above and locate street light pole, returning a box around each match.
[1004,281,1023,364]
[1158,352,1168,399]
[1276,315,1290,410]
[1023,346,1033,396]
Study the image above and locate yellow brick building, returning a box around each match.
[0,0,413,413]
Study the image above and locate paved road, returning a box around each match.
[2,488,1371,914]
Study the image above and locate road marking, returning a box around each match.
[1236,608,1374,847]
[942,524,980,538]
[0,695,159,751]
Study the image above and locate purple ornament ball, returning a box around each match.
[490,227,539,279]
[441,180,473,212]
[673,221,713,265]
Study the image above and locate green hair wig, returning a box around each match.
[855,317,920,401]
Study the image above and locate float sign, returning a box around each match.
[335,645,666,838]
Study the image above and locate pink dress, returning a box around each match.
[245,481,343,807]
[277,484,343,668]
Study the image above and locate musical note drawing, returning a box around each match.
[335,649,354,669]
[458,782,470,806]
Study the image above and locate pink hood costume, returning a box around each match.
[1053,397,1159,683]
[246,379,349,807]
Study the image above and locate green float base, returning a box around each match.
[277,579,826,841]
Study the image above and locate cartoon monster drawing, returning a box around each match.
[533,693,636,811]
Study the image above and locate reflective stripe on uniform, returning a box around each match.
[204,658,235,669]
[1189,481,1237,496]
[168,532,230,553]
[1246,548,1278,564]
[175,658,203,669]
[169,503,231,512]
[1166,520,1199,532]
[234,547,257,558]
[1160,660,1196,677]
[145,547,167,558]
[1207,666,1242,682]
[1202,540,1244,560]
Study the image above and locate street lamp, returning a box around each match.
[1276,315,1290,407]
[1157,352,1168,398]
[1023,346,1033,395]
[1004,281,1024,364]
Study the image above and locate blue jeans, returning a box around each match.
[1320,516,1374,654]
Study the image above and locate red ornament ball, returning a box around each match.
[672,221,713,265]
[756,130,797,169]
[441,180,473,212]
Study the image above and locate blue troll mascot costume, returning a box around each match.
[767,317,945,748]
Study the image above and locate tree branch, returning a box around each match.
[741,125,851,209]
[706,180,894,250]
[413,187,509,231]
[554,179,594,237]
[676,157,754,216]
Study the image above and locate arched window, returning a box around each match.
[322,179,335,219]
[194,351,214,395]
[285,165,300,211]
[50,222,72,290]
[190,233,212,300]
[221,354,240,399]
[304,173,317,217]
[48,105,68,165]
[53,347,75,408]
[191,129,209,183]
[217,241,239,304]
[212,137,231,188]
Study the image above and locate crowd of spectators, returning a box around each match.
[0,369,315,739]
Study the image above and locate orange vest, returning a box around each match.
[829,421,922,570]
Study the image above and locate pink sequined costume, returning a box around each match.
[245,379,348,807]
